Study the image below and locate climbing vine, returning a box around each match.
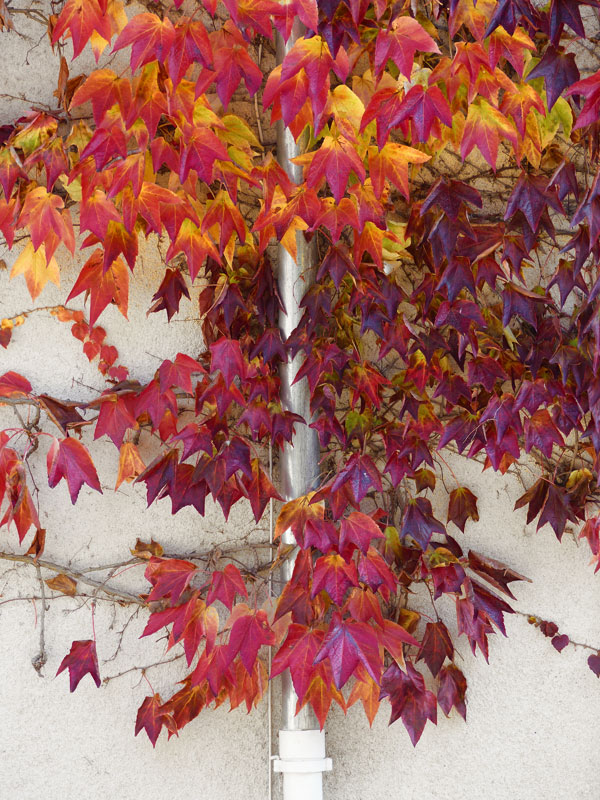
[1,0,600,746]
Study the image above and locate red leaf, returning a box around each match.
[271,625,324,701]
[437,664,467,720]
[447,487,479,533]
[374,18,439,78]
[381,662,437,746]
[145,556,197,604]
[56,639,101,692]
[551,634,569,652]
[311,553,358,606]
[0,371,31,396]
[112,13,176,71]
[314,613,381,690]
[588,654,600,677]
[418,621,454,677]
[225,608,275,673]
[52,0,112,58]
[241,460,282,522]
[67,250,129,327]
[134,694,176,747]
[401,497,446,550]
[47,437,101,504]
[339,511,384,558]
[206,564,248,610]
[209,337,247,386]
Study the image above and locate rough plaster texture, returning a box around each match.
[1,10,600,800]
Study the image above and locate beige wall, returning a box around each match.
[1,8,600,800]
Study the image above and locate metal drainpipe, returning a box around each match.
[271,17,332,800]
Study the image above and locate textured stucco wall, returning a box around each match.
[1,8,600,800]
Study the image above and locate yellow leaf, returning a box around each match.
[10,242,60,301]
[115,442,146,489]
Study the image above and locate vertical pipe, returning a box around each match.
[276,16,321,735]
[273,16,332,800]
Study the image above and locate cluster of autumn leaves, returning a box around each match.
[1,0,600,745]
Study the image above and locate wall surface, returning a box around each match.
[1,7,600,800]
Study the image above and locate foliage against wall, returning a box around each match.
[0,0,600,747]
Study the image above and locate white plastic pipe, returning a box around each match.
[273,730,332,800]
[274,14,332,800]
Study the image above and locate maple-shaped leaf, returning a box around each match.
[347,666,381,726]
[225,608,275,673]
[421,178,483,221]
[314,612,381,689]
[461,99,517,170]
[524,409,563,458]
[505,173,563,233]
[10,241,59,301]
[278,34,333,119]
[135,694,177,747]
[418,621,454,677]
[47,437,101,504]
[548,0,599,44]
[436,257,476,302]
[374,17,439,78]
[303,133,366,203]
[161,679,207,730]
[330,453,382,504]
[56,639,101,692]
[206,564,248,610]
[145,557,197,604]
[485,0,539,36]
[339,511,384,558]
[368,143,430,201]
[297,670,346,729]
[241,460,282,522]
[209,337,247,386]
[447,487,479,533]
[357,548,398,596]
[276,498,324,550]
[51,0,113,58]
[380,662,437,746]
[70,68,132,124]
[401,497,446,550]
[271,625,325,701]
[158,353,204,396]
[537,482,576,541]
[500,82,545,138]
[148,269,190,321]
[527,46,579,110]
[312,553,359,605]
[392,84,452,145]
[437,664,467,720]
[18,186,74,260]
[91,392,138,448]
[144,593,219,665]
[467,550,528,599]
[115,442,146,489]
[565,73,600,130]
[112,13,175,71]
[168,19,212,85]
[380,618,420,666]
[67,250,129,327]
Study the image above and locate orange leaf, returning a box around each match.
[45,573,77,596]
[10,242,60,301]
[115,442,146,489]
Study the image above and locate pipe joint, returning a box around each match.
[273,729,332,775]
